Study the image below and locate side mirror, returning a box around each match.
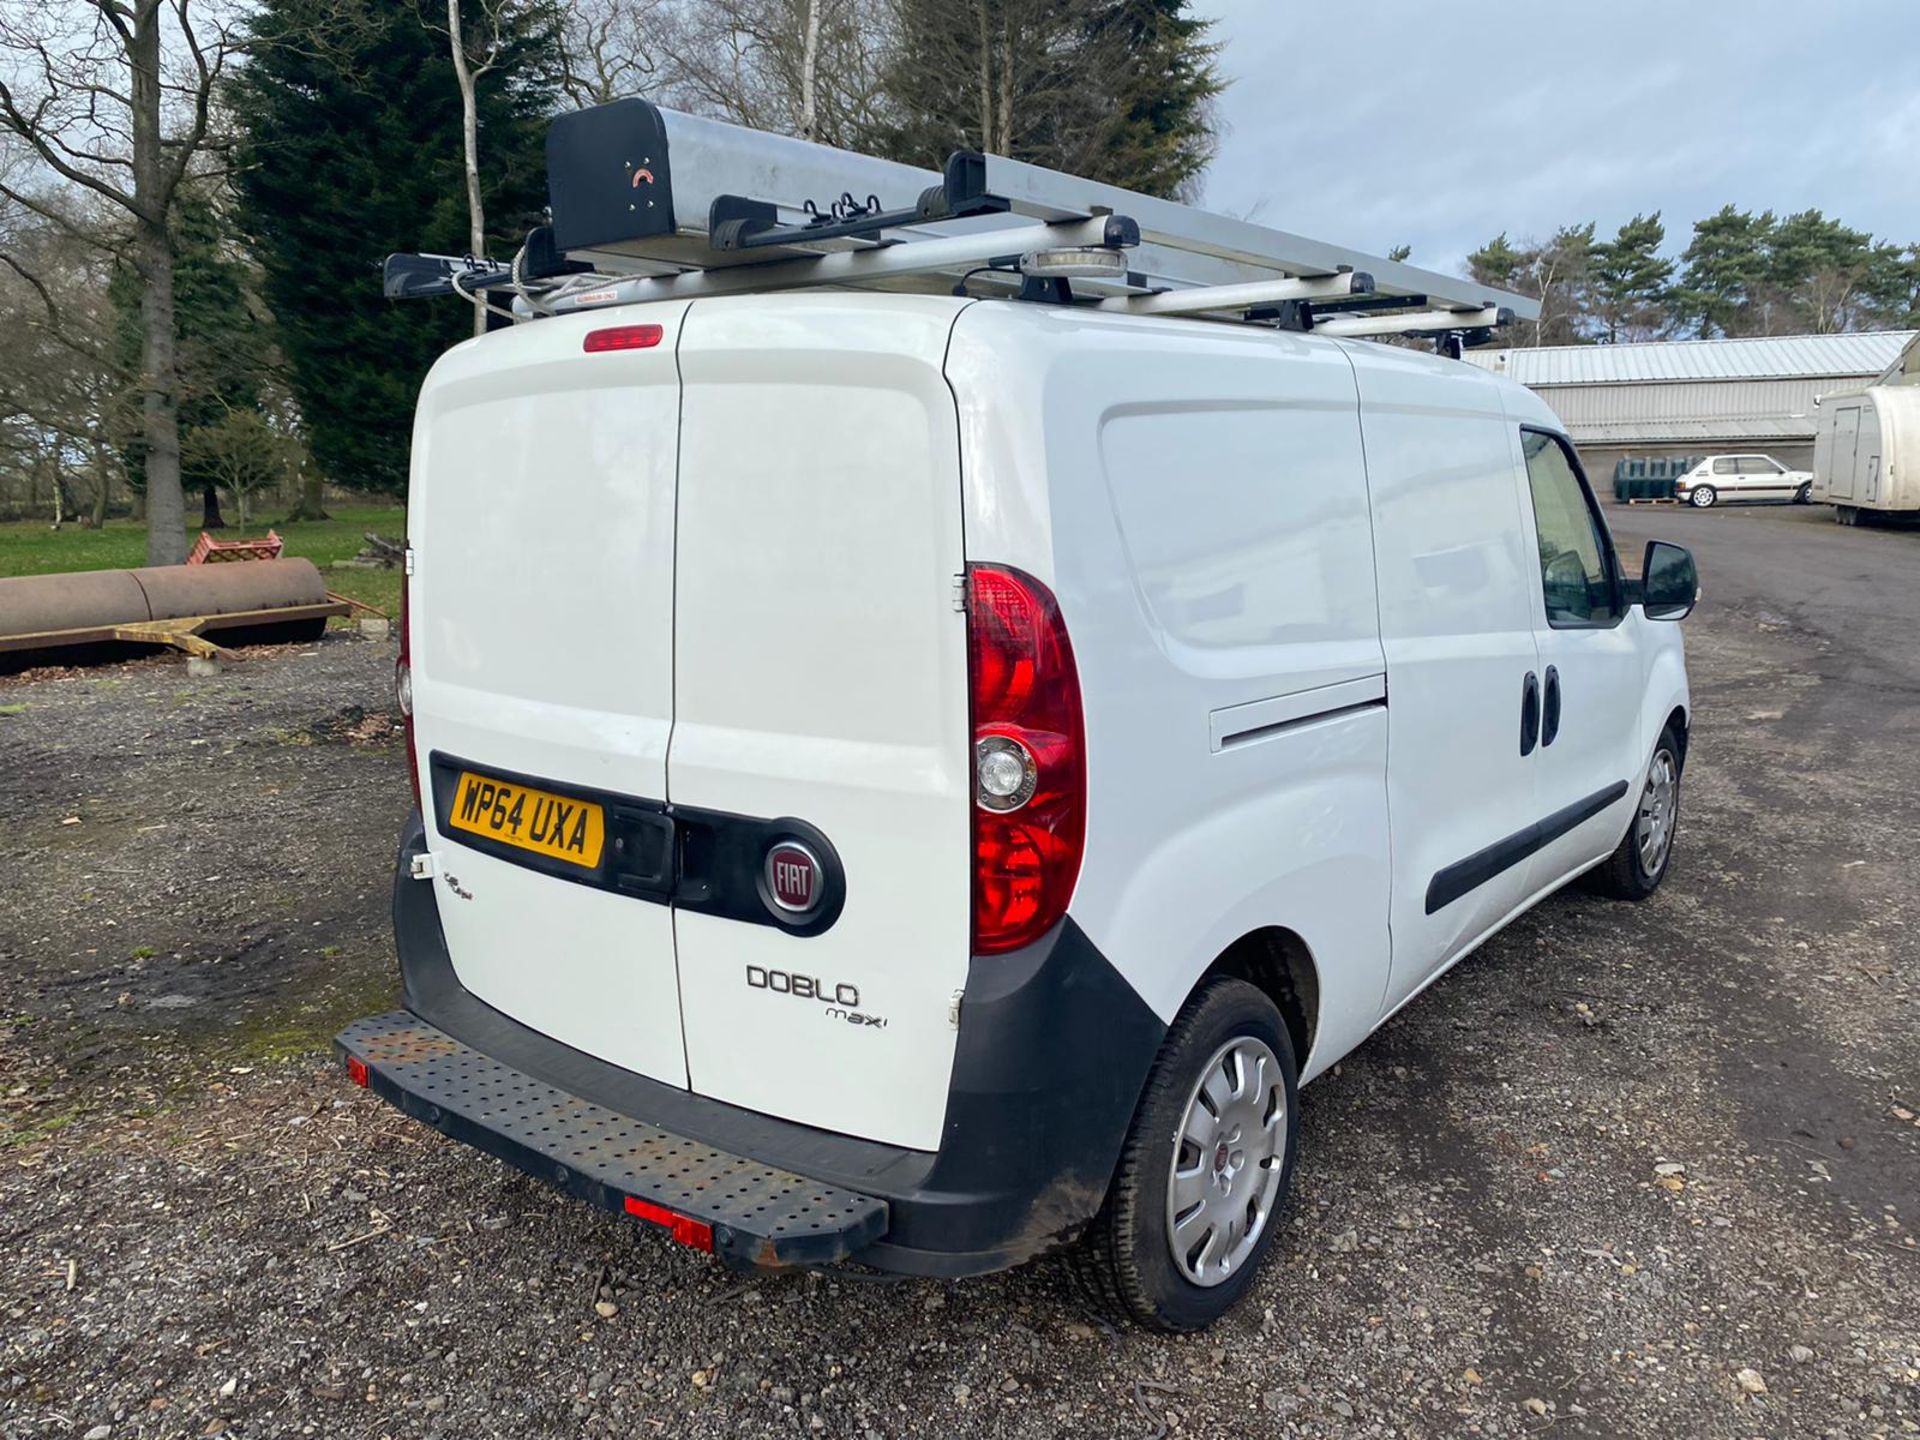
[1639,540,1698,621]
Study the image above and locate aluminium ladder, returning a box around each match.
[386,98,1537,349]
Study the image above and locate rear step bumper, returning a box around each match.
[349,813,1169,1278]
[335,1011,886,1268]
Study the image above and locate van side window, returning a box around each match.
[1521,430,1618,627]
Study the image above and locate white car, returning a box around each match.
[340,102,1699,1333]
[1674,453,1813,507]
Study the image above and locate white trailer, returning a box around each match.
[1813,385,1920,524]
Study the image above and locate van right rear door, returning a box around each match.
[666,295,975,1154]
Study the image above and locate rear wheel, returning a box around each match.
[1794,481,1812,504]
[1588,726,1682,901]
[1070,979,1298,1331]
[1689,485,1717,508]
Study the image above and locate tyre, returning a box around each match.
[1794,481,1812,504]
[1688,485,1717,508]
[1587,726,1682,901]
[1070,978,1298,1331]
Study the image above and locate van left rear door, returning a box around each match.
[410,304,689,1087]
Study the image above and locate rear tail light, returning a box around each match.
[397,556,421,809]
[966,565,1085,954]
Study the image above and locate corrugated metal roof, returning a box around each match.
[1464,331,1916,387]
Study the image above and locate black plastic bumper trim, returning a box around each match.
[1426,779,1630,914]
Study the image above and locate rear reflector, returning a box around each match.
[624,1196,715,1252]
[346,1055,369,1088]
[583,323,664,353]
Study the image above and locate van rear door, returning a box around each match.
[409,304,690,1087]
[668,296,973,1153]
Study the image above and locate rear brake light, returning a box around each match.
[398,557,421,809]
[966,565,1085,954]
[623,1196,715,1252]
[583,324,663,353]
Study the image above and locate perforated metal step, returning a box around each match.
[336,1012,888,1268]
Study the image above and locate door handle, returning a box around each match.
[1520,670,1540,756]
[1542,665,1561,747]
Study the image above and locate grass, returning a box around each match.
[0,504,407,624]
[0,1108,79,1150]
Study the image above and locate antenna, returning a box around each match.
[386,98,1536,349]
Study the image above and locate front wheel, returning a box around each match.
[1689,485,1718,508]
[1587,726,1682,900]
[1794,481,1812,504]
[1070,979,1298,1331]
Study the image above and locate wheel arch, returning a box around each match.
[1193,926,1320,1075]
[1663,702,1690,767]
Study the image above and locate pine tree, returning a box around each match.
[227,0,560,496]
[1468,226,1594,347]
[1084,0,1223,200]
[1669,206,1775,337]
[1590,212,1674,343]
[878,0,1221,200]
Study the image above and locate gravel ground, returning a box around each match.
[3,505,1917,1439]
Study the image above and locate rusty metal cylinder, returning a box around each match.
[130,558,329,623]
[0,568,153,636]
[0,558,329,640]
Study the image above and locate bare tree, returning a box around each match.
[555,0,893,153]
[0,158,136,528]
[881,0,1128,175]
[0,1,248,565]
[443,0,508,337]
[557,0,680,107]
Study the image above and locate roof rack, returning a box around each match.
[385,98,1536,348]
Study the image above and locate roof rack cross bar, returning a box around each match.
[1298,290,1428,317]
[547,214,1138,312]
[1313,305,1514,340]
[1100,270,1374,318]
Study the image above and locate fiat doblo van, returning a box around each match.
[339,292,1699,1330]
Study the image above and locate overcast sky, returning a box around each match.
[1194,0,1920,276]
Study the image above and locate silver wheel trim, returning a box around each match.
[1165,1035,1287,1288]
[1636,748,1678,876]
[1691,488,1714,506]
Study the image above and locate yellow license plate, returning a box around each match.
[448,772,606,869]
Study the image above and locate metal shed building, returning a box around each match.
[1464,331,1917,475]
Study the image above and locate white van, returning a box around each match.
[341,293,1699,1329]
[1813,385,1920,524]
[341,105,1699,1332]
